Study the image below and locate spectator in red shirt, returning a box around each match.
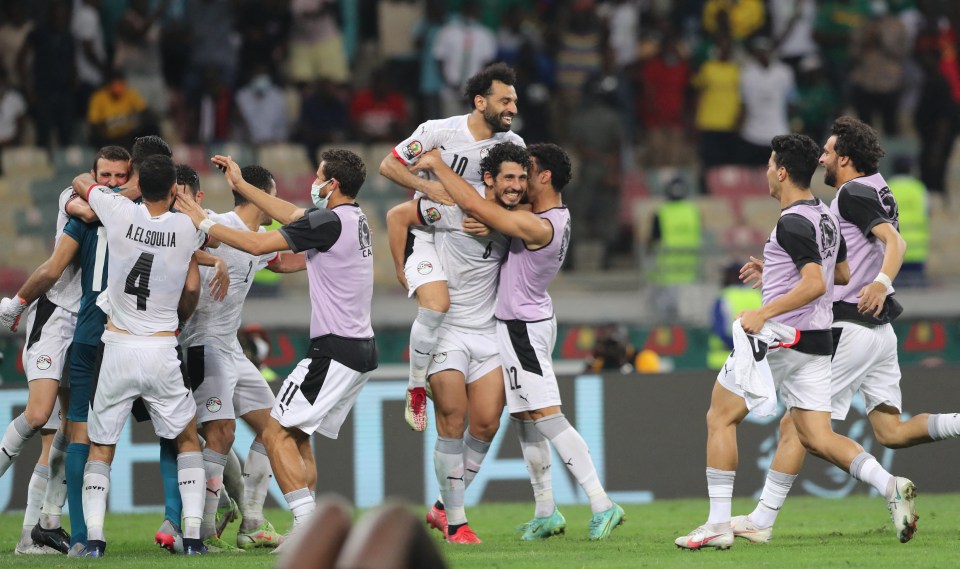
[637,30,690,166]
[350,69,408,143]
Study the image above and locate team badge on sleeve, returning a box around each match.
[402,140,424,160]
[424,207,441,223]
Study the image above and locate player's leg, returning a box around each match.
[63,342,99,554]
[429,365,474,543]
[0,379,58,477]
[215,446,243,540]
[15,431,56,554]
[511,412,563,540]
[34,395,71,553]
[461,343,505,491]
[264,419,315,528]
[404,235,449,432]
[733,413,804,542]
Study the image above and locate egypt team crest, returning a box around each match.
[206,397,222,413]
[402,140,423,160]
[433,353,447,364]
[36,355,52,370]
[417,261,433,275]
[479,147,490,161]
[424,207,441,223]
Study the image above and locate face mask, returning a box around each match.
[251,74,272,93]
[311,179,333,208]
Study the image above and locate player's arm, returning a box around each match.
[193,249,229,301]
[413,150,553,247]
[211,155,305,224]
[0,233,81,331]
[857,222,905,317]
[834,234,850,286]
[178,254,202,324]
[63,191,99,223]
[378,150,453,204]
[175,192,290,255]
[385,200,420,289]
[266,252,307,273]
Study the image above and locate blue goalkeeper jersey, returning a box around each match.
[62,217,109,346]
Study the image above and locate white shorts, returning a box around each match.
[44,398,63,431]
[184,343,272,422]
[271,358,371,439]
[767,348,832,413]
[403,231,447,297]
[830,321,901,420]
[88,332,196,445]
[21,297,77,382]
[498,318,562,413]
[426,325,501,384]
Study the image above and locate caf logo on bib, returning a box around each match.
[36,355,52,370]
[417,261,433,275]
[433,353,447,364]
[206,397,222,413]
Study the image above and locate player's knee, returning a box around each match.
[23,406,53,430]
[435,414,465,439]
[873,427,907,449]
[705,405,736,430]
[202,421,236,452]
[416,287,450,314]
[471,418,500,441]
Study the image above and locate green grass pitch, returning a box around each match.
[0,495,958,568]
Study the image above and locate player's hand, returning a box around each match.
[462,216,491,236]
[0,295,27,332]
[174,193,207,227]
[210,155,244,190]
[738,308,767,335]
[208,259,230,302]
[395,266,409,291]
[740,256,764,289]
[410,149,442,171]
[72,172,97,198]
[856,281,887,318]
[420,180,454,205]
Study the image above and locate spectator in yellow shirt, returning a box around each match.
[87,70,155,148]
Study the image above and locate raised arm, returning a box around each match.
[0,235,80,331]
[378,152,453,204]
[178,254,202,325]
[193,249,229,302]
[211,155,305,224]
[385,200,421,290]
[175,193,290,256]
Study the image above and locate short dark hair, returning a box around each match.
[319,149,366,198]
[480,142,529,181]
[528,143,572,191]
[771,134,821,189]
[131,135,172,170]
[175,163,200,197]
[830,116,884,175]
[138,155,177,202]
[463,62,516,109]
[236,164,275,207]
[93,145,131,172]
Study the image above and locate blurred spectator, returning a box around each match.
[296,79,349,167]
[0,67,27,176]
[18,0,76,149]
[236,0,292,86]
[433,0,497,117]
[413,0,447,121]
[738,36,794,166]
[585,323,636,374]
[567,77,622,270]
[73,0,108,117]
[707,262,761,370]
[599,0,642,145]
[378,0,422,98]
[511,41,553,143]
[87,70,155,149]
[637,28,690,166]
[555,0,608,140]
[115,0,170,117]
[495,5,527,65]
[850,6,909,136]
[769,0,818,74]
[702,0,765,42]
[648,177,702,285]
[288,0,349,85]
[913,20,960,197]
[887,155,929,287]
[350,70,408,143]
[814,0,872,102]
[235,66,290,145]
[692,36,740,171]
[0,0,34,90]
[185,0,238,95]
[191,65,232,143]
[790,55,839,146]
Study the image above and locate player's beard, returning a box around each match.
[823,164,837,188]
[484,107,512,133]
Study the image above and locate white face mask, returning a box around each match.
[311,178,334,209]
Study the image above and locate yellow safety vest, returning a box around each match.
[654,201,702,285]
[707,286,763,370]
[887,176,928,264]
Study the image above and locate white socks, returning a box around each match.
[706,467,735,525]
[0,414,39,478]
[462,431,490,490]
[408,307,445,388]
[178,451,206,540]
[928,413,960,440]
[24,463,48,530]
[83,461,111,542]
[240,441,272,531]
[749,470,797,528]
[435,437,466,526]
[200,448,227,539]
[535,414,612,514]
[284,488,315,528]
[849,452,894,498]
[40,431,68,529]
[514,417,555,518]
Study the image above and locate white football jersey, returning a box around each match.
[417,198,508,333]
[42,188,83,312]
[179,211,278,350]
[86,186,206,336]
